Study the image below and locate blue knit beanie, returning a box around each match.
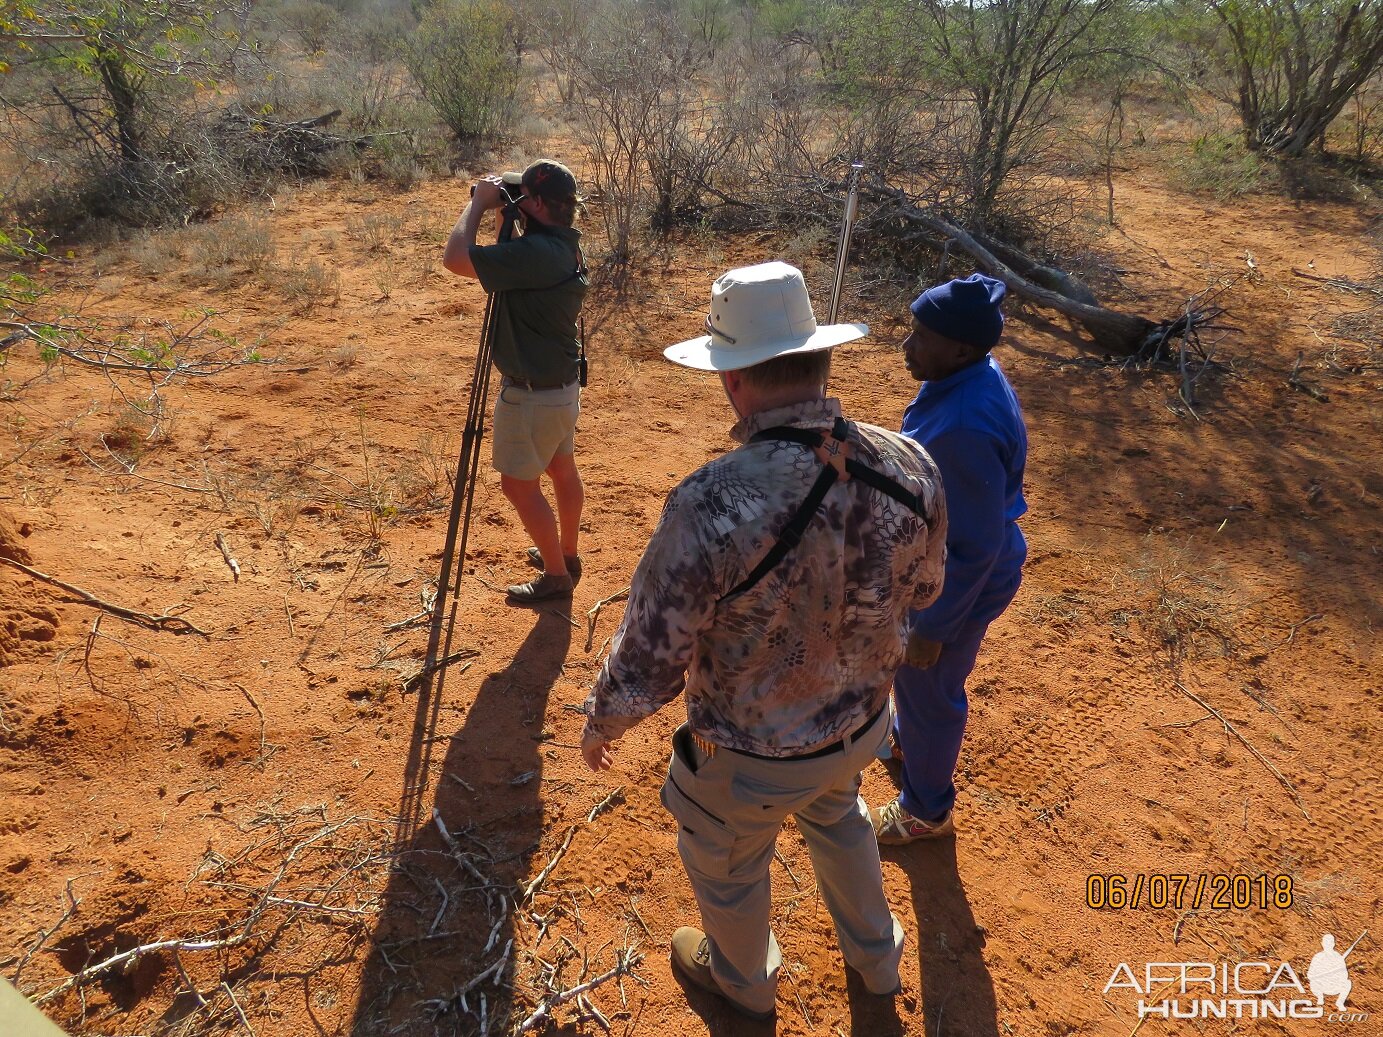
[910,273,1007,350]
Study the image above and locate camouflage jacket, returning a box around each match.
[583,397,947,757]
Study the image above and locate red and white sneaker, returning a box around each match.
[869,798,954,844]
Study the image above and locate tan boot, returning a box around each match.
[669,926,774,1021]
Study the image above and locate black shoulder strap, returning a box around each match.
[719,418,928,602]
[844,457,924,514]
[721,461,839,601]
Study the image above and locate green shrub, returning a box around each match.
[1170,133,1268,198]
[405,0,521,142]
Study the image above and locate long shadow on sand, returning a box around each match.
[883,840,999,1037]
[347,609,571,1036]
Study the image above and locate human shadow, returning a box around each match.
[882,839,999,1037]
[347,609,572,1035]
[670,972,781,1037]
[839,964,904,1036]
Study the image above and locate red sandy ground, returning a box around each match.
[0,152,1379,1037]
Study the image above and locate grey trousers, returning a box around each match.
[660,707,904,1014]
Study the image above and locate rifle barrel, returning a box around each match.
[828,163,865,325]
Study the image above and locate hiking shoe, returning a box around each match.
[525,546,582,585]
[670,926,775,1022]
[505,571,574,604]
[870,798,954,845]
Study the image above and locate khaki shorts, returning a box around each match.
[491,379,580,480]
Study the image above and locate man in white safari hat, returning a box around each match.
[579,261,947,1020]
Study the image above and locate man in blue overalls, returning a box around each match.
[871,273,1029,843]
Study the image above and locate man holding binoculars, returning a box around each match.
[442,160,589,604]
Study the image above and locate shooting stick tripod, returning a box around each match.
[397,204,519,841]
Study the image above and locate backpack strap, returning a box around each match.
[718,418,928,602]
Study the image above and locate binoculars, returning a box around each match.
[470,171,525,206]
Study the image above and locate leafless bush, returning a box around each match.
[338,59,416,133]
[560,25,662,264]
[276,0,340,56]
[197,216,279,276]
[265,260,341,311]
[333,0,416,65]
[556,3,746,267]
[346,212,404,253]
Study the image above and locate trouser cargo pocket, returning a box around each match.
[662,725,735,880]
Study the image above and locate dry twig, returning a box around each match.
[12,877,83,985]
[513,948,644,1035]
[523,826,579,903]
[587,787,625,823]
[234,683,266,760]
[222,980,256,1035]
[402,648,479,693]
[1172,682,1310,820]
[585,587,630,652]
[0,556,209,635]
[1291,268,1383,295]
[214,531,241,582]
[1288,351,1329,402]
[38,813,387,1004]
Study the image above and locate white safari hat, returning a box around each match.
[664,261,868,371]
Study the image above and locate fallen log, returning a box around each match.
[859,183,1174,357]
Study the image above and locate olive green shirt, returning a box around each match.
[469,224,587,386]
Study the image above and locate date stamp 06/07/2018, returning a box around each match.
[1085,872,1294,911]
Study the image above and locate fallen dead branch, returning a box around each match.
[858,183,1163,354]
[523,826,579,903]
[211,107,383,175]
[1172,682,1310,820]
[33,812,391,1009]
[1291,268,1383,295]
[585,587,630,652]
[513,947,645,1035]
[0,556,209,635]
